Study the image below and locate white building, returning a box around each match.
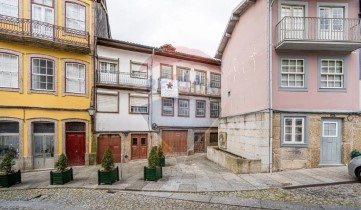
[94,38,221,163]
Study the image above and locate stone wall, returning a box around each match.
[218,112,270,172]
[272,113,361,171]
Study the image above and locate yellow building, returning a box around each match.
[0,0,110,169]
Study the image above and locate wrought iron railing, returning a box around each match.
[276,17,361,46]
[0,15,90,48]
[158,79,221,96]
[97,71,151,88]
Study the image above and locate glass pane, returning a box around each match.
[0,122,19,133]
[34,136,43,155]
[141,138,146,145]
[34,123,54,133]
[132,138,137,145]
[66,122,85,132]
[295,119,303,126]
[285,134,292,142]
[45,135,54,157]
[285,126,292,134]
[295,135,303,142]
[285,119,292,126]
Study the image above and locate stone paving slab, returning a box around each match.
[1,154,357,192]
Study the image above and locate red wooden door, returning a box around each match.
[131,134,148,160]
[162,131,188,156]
[66,133,85,166]
[97,134,121,164]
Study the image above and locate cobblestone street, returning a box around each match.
[1,183,361,210]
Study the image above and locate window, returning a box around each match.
[161,64,173,79]
[0,0,18,17]
[66,122,85,132]
[130,95,149,114]
[323,122,337,137]
[210,133,218,144]
[178,99,189,117]
[320,59,343,89]
[210,102,219,118]
[0,122,19,158]
[66,3,86,32]
[131,62,147,78]
[195,71,206,86]
[0,53,18,88]
[33,0,53,7]
[281,59,304,88]
[162,98,174,116]
[32,58,54,91]
[66,63,85,94]
[100,62,117,73]
[196,100,206,117]
[283,117,305,144]
[96,93,118,113]
[177,67,190,82]
[210,73,221,88]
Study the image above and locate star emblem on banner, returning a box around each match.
[167,82,173,89]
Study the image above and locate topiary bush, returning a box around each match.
[0,150,16,175]
[158,145,164,158]
[148,147,159,169]
[101,148,115,172]
[55,153,68,172]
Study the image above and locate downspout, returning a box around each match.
[359,0,361,18]
[148,48,155,131]
[268,0,275,173]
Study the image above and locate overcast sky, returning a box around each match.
[107,0,240,57]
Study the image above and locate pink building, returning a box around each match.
[214,0,361,172]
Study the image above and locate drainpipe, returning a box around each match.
[268,0,275,173]
[359,0,361,18]
[148,48,155,131]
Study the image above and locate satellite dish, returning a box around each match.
[151,123,158,130]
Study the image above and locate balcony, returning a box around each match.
[158,79,221,97]
[276,17,361,52]
[96,71,151,90]
[0,15,90,54]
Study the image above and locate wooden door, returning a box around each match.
[194,132,205,153]
[97,134,121,164]
[162,130,188,156]
[131,134,148,160]
[320,119,342,164]
[66,133,85,166]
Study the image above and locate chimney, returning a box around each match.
[160,44,176,52]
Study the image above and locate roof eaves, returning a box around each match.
[215,0,257,59]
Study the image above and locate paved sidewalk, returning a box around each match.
[2,154,357,192]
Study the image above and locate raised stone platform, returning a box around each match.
[207,146,261,174]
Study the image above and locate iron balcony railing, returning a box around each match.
[158,79,221,96]
[276,17,361,46]
[97,71,151,88]
[0,15,90,48]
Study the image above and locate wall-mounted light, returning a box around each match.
[88,107,95,116]
[228,91,231,97]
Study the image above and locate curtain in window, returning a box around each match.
[0,0,18,17]
[66,3,85,31]
[0,53,18,88]
[66,63,85,93]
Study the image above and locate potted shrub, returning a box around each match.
[351,150,361,159]
[50,153,73,185]
[98,148,119,185]
[0,149,21,188]
[158,145,165,167]
[144,146,162,181]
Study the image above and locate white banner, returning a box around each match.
[161,79,178,98]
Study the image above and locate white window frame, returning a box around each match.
[162,98,174,116]
[196,100,206,117]
[177,68,190,82]
[195,71,206,86]
[130,61,148,79]
[65,2,85,32]
[283,117,305,144]
[320,59,344,89]
[31,58,55,91]
[100,62,117,73]
[65,63,85,94]
[161,64,173,79]
[210,102,219,118]
[178,99,189,117]
[0,0,19,17]
[129,96,149,114]
[322,122,338,138]
[0,53,19,89]
[210,73,221,88]
[281,59,305,88]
